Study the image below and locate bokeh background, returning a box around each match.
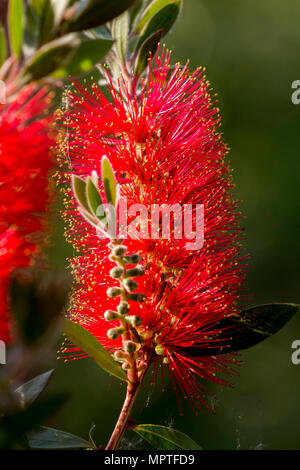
[46,0,300,450]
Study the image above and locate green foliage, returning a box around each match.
[53,36,113,78]
[22,33,80,81]
[135,29,162,77]
[15,370,54,408]
[112,11,129,64]
[64,319,127,382]
[102,156,117,206]
[182,303,300,356]
[136,2,182,50]
[66,0,138,32]
[8,0,24,57]
[28,426,91,449]
[131,424,202,450]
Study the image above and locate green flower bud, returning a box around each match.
[107,327,124,340]
[110,266,124,279]
[123,278,138,292]
[125,265,145,277]
[125,315,143,327]
[155,344,164,356]
[104,310,119,321]
[112,245,127,257]
[106,286,122,298]
[117,301,130,315]
[127,292,146,302]
[122,254,141,265]
[114,350,126,362]
[124,341,137,354]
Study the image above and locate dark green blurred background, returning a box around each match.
[47,0,300,450]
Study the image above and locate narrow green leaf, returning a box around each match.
[15,370,54,408]
[28,426,90,449]
[71,174,90,211]
[64,319,127,382]
[131,424,202,450]
[112,11,129,64]
[66,0,137,33]
[53,37,113,78]
[101,156,117,206]
[22,33,80,81]
[38,0,55,45]
[135,29,162,78]
[86,178,107,223]
[130,0,145,29]
[181,303,300,356]
[8,0,24,57]
[135,0,180,33]
[0,25,6,66]
[136,2,181,50]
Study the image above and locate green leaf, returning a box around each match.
[64,319,127,382]
[15,370,54,408]
[112,11,129,64]
[28,426,90,449]
[136,2,181,50]
[86,178,107,224]
[135,29,162,78]
[0,394,68,450]
[22,33,80,81]
[53,37,113,78]
[101,156,117,206]
[181,303,300,356]
[131,424,202,450]
[8,0,24,57]
[71,174,90,211]
[66,0,138,33]
[0,25,6,66]
[130,0,145,29]
[135,0,180,33]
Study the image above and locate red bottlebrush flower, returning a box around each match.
[59,49,247,411]
[0,82,54,343]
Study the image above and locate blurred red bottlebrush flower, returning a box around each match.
[59,49,247,411]
[0,81,55,343]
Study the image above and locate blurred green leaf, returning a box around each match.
[28,426,90,449]
[64,319,127,382]
[131,424,202,450]
[23,3,39,57]
[66,0,138,33]
[0,25,6,66]
[15,370,54,408]
[135,29,162,78]
[8,0,24,57]
[0,394,68,450]
[112,11,129,64]
[22,33,80,81]
[136,2,181,49]
[102,156,117,206]
[53,37,113,78]
[72,174,89,211]
[182,303,300,356]
[130,0,145,29]
[135,0,180,33]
